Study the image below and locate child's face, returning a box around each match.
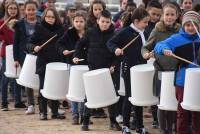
[73,16,85,31]
[25,4,37,20]
[97,16,111,31]
[184,21,198,35]
[126,5,136,14]
[45,10,55,25]
[182,0,193,11]
[19,4,25,17]
[121,0,127,10]
[67,9,76,18]
[163,7,177,26]
[148,7,162,23]
[7,4,18,17]
[134,16,150,31]
[92,3,103,18]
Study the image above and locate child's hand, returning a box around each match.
[63,50,73,56]
[115,48,123,56]
[14,61,19,68]
[143,51,154,59]
[109,66,115,73]
[34,46,41,53]
[163,49,172,56]
[73,57,80,64]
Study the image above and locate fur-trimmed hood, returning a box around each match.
[155,21,181,33]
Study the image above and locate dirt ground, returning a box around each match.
[0,95,160,134]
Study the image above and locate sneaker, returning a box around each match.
[122,126,131,134]
[81,125,89,131]
[25,105,35,115]
[40,113,47,120]
[51,114,66,119]
[152,120,159,129]
[116,115,123,123]
[136,128,149,134]
[1,105,8,111]
[110,122,122,131]
[14,103,26,109]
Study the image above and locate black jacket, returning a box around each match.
[57,27,87,65]
[13,19,40,65]
[106,26,146,70]
[74,25,117,70]
[27,21,64,74]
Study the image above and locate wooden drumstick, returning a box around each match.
[190,19,200,39]
[171,53,199,67]
[77,59,85,62]
[0,16,12,30]
[33,34,58,53]
[122,35,140,51]
[40,34,58,49]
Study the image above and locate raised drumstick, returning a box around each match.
[0,16,12,30]
[122,35,140,51]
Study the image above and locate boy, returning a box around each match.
[145,0,162,39]
[154,11,200,134]
[73,10,121,131]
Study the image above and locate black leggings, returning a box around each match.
[38,73,59,115]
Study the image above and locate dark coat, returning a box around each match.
[56,27,87,65]
[27,21,64,75]
[74,25,117,70]
[107,26,146,70]
[13,19,40,66]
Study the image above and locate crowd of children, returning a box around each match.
[0,0,200,134]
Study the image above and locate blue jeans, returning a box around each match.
[1,58,22,106]
[71,101,84,117]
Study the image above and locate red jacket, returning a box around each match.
[0,19,14,58]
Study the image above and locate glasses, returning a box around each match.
[8,7,17,10]
[45,15,55,19]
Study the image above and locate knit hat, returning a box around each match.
[182,11,200,31]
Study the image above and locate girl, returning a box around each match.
[27,8,65,120]
[57,11,87,125]
[0,0,14,19]
[142,2,181,134]
[87,0,106,28]
[13,0,39,115]
[154,10,200,134]
[0,1,26,111]
[107,8,150,134]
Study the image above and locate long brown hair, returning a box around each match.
[5,1,20,20]
[42,8,61,25]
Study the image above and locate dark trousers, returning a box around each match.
[122,69,143,129]
[176,86,200,134]
[82,66,120,126]
[38,73,59,115]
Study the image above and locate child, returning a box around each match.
[106,7,150,134]
[180,0,193,13]
[87,0,106,28]
[154,11,200,134]
[86,0,107,118]
[27,8,65,120]
[145,0,162,39]
[73,10,121,131]
[13,0,39,114]
[0,1,26,111]
[142,2,181,133]
[57,11,87,125]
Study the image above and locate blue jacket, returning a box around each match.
[154,28,200,87]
